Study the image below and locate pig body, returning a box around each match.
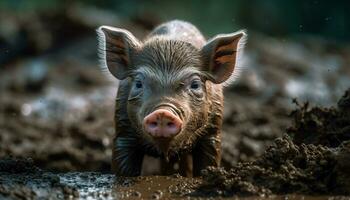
[97,20,246,177]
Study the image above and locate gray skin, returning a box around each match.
[97,20,246,177]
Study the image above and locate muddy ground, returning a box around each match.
[1,91,349,199]
[1,6,350,199]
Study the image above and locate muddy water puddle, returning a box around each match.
[1,170,348,199]
[113,175,349,200]
[59,172,115,199]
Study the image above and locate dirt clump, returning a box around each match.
[287,89,350,147]
[196,89,350,197]
[199,135,350,196]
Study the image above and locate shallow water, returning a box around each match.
[59,172,115,200]
[1,171,347,200]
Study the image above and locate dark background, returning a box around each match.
[1,0,349,64]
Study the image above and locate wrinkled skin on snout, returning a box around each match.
[97,20,246,177]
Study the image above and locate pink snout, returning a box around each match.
[143,109,182,137]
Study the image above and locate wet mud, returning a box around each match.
[287,89,350,148]
[0,158,117,199]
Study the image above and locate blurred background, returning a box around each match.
[0,0,349,173]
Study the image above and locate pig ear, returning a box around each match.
[97,26,141,80]
[201,30,247,84]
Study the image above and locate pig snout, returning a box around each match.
[143,109,182,137]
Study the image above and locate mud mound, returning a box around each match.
[199,136,350,196]
[287,89,350,147]
[197,89,350,196]
[0,158,79,199]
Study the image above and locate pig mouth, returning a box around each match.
[153,137,173,158]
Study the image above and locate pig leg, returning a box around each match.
[112,80,145,176]
[160,159,176,175]
[111,136,144,176]
[192,132,221,177]
[179,153,193,177]
[161,154,193,176]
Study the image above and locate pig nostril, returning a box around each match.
[167,122,175,127]
[150,122,158,128]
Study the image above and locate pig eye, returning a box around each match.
[190,80,201,90]
[135,80,143,89]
